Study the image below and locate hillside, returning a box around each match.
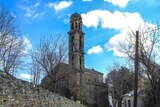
[0,71,86,107]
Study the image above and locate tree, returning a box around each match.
[121,25,160,107]
[106,63,134,107]
[97,84,110,107]
[30,55,42,85]
[0,6,26,76]
[30,35,68,92]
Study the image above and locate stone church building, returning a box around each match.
[41,13,107,107]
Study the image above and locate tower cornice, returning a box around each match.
[68,30,85,35]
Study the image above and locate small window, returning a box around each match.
[75,22,77,29]
[72,55,74,66]
[79,23,81,30]
[80,56,82,69]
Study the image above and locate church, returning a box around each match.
[41,13,107,107]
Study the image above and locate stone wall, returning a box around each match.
[0,71,86,107]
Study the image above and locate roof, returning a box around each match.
[122,89,145,97]
[70,12,82,19]
[42,63,103,77]
[58,63,103,75]
[84,68,103,75]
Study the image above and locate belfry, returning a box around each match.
[68,13,85,69]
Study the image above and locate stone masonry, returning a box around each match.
[0,70,86,107]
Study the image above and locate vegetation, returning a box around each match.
[30,35,68,92]
[120,25,160,107]
[106,64,134,107]
[0,6,27,76]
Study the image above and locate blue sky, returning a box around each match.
[1,0,160,81]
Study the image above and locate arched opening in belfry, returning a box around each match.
[75,22,78,29]
[71,23,74,30]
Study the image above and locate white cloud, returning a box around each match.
[105,23,156,57]
[11,12,17,19]
[20,2,45,19]
[105,29,128,57]
[19,73,33,80]
[24,7,35,17]
[48,1,72,11]
[63,18,69,24]
[23,37,32,50]
[48,2,54,8]
[104,0,130,8]
[81,10,144,30]
[83,0,92,2]
[33,11,45,18]
[25,2,39,17]
[82,10,155,57]
[22,37,32,54]
[88,45,103,55]
[25,12,32,17]
[34,2,39,7]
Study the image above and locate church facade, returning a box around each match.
[41,13,107,107]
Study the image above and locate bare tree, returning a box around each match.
[121,25,160,107]
[106,63,134,107]
[30,35,68,92]
[0,6,26,76]
[30,55,42,85]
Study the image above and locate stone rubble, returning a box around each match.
[0,71,86,107]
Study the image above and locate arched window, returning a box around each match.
[79,35,81,50]
[71,36,74,52]
[71,23,74,30]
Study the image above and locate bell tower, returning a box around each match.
[68,13,85,69]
